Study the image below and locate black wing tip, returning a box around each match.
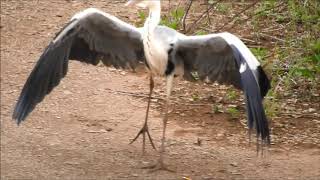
[12,103,26,125]
[247,101,271,147]
[13,117,23,126]
[12,114,23,126]
[257,66,271,98]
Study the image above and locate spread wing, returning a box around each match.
[175,33,271,144]
[13,8,145,124]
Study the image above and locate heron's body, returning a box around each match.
[13,0,271,171]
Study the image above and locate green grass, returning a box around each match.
[226,107,240,119]
[195,30,207,36]
[216,3,230,13]
[137,6,185,30]
[225,89,238,101]
[212,104,223,114]
[250,47,268,64]
[192,93,200,101]
[160,7,185,30]
[136,10,147,26]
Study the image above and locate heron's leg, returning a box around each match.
[130,76,156,153]
[143,75,175,172]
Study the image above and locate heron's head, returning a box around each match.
[125,0,160,9]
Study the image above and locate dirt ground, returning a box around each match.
[1,0,319,179]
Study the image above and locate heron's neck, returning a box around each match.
[144,5,161,38]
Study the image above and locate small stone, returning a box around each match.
[217,133,223,137]
[308,108,316,113]
[63,90,72,95]
[230,162,238,167]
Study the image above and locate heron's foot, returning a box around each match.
[142,159,175,172]
[129,123,156,153]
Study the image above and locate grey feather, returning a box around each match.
[175,36,241,88]
[13,11,145,124]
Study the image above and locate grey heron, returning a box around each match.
[13,0,271,170]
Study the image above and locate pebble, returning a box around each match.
[308,108,316,113]
[230,162,238,167]
[63,90,72,95]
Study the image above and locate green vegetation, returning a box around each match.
[137,7,185,30]
[253,0,319,117]
[136,10,147,27]
[215,3,230,13]
[225,89,238,101]
[192,93,200,101]
[212,104,223,114]
[250,47,268,64]
[160,7,185,30]
[226,107,240,119]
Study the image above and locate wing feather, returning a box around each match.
[13,9,144,124]
[175,34,271,144]
[176,36,241,88]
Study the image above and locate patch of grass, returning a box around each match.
[212,104,223,114]
[284,39,320,91]
[250,47,268,63]
[254,0,277,18]
[192,93,200,101]
[161,7,185,30]
[191,71,200,80]
[216,3,229,13]
[195,30,207,36]
[288,0,320,23]
[226,107,240,119]
[136,10,147,26]
[225,89,238,101]
[264,97,280,119]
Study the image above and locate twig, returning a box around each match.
[104,87,214,107]
[239,37,257,44]
[205,1,212,26]
[258,32,286,43]
[186,0,223,33]
[181,0,193,32]
[217,1,259,31]
[104,87,156,100]
[273,76,284,95]
[279,112,320,118]
[216,1,286,33]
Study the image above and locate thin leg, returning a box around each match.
[130,76,156,153]
[144,75,175,172]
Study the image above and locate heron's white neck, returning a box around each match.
[143,3,161,38]
[142,2,166,75]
